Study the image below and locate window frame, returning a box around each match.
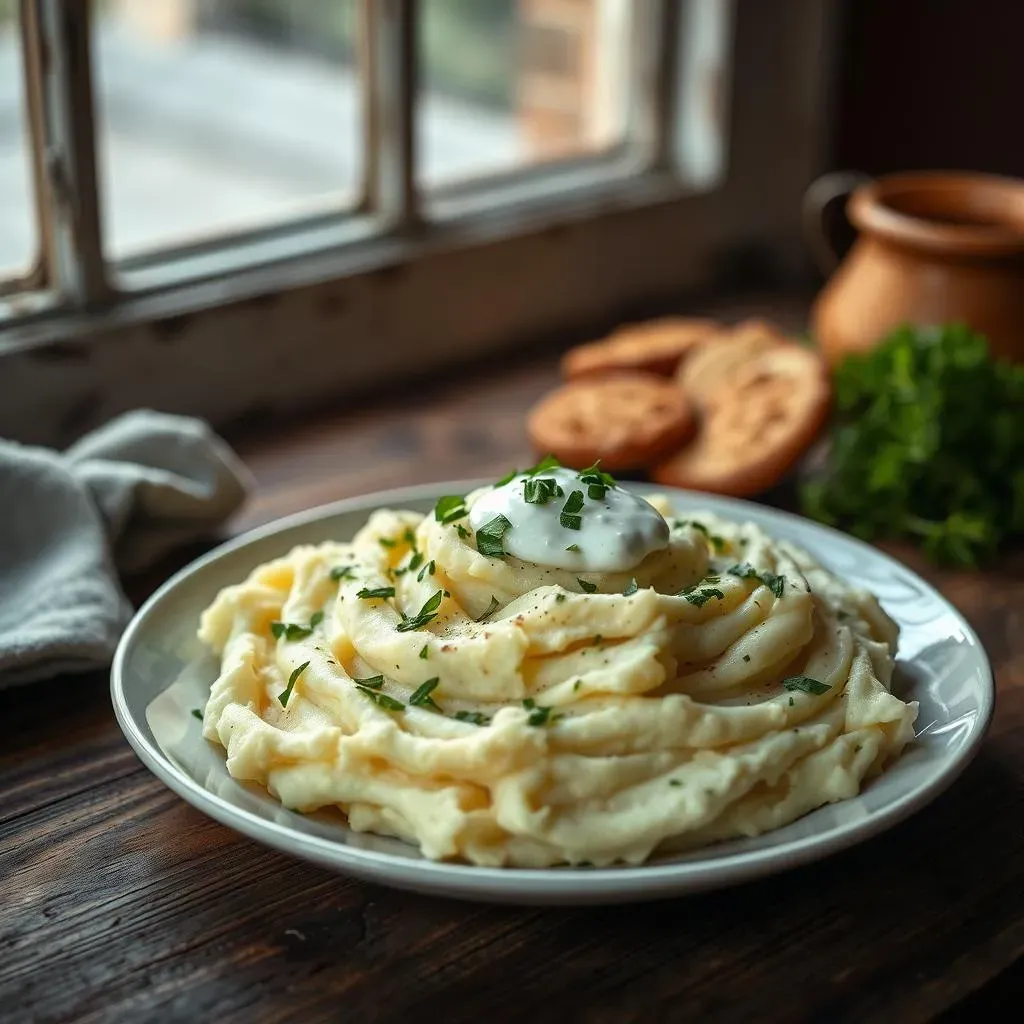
[0,0,842,447]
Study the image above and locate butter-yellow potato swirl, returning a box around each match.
[198,490,917,867]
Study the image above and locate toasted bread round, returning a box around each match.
[677,319,791,403]
[653,344,831,497]
[528,372,697,471]
[561,318,719,380]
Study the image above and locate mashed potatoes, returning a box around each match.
[197,467,917,867]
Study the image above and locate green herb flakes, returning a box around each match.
[419,644,429,660]
[434,494,468,524]
[190,708,203,721]
[525,454,561,476]
[565,543,581,553]
[417,559,436,582]
[454,710,490,726]
[495,468,519,487]
[782,676,832,696]
[378,537,397,549]
[623,578,639,596]
[560,490,585,530]
[476,596,500,622]
[278,661,309,707]
[682,587,725,608]
[524,477,563,505]
[409,677,440,710]
[353,674,384,689]
[271,621,313,641]
[329,565,355,581]
[577,578,597,593]
[357,687,404,711]
[476,514,512,558]
[526,704,554,727]
[356,586,395,601]
[310,610,324,628]
[397,590,444,632]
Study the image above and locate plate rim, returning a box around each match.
[110,479,996,904]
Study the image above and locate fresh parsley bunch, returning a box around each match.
[801,322,1024,567]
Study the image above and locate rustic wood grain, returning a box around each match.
[2,297,1022,1024]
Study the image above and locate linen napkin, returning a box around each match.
[0,410,251,688]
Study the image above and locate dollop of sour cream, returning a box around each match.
[468,466,669,572]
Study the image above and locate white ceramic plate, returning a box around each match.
[111,481,994,905]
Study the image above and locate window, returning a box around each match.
[0,0,838,447]
[0,1,40,286]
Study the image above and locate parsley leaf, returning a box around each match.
[454,709,491,726]
[622,578,639,596]
[525,454,562,476]
[565,543,581,553]
[560,489,585,530]
[379,537,397,549]
[190,708,203,721]
[577,578,597,593]
[329,565,355,581]
[682,587,725,608]
[278,661,309,707]
[526,704,554,726]
[396,590,444,632]
[353,674,384,689]
[357,687,404,711]
[495,468,519,487]
[408,677,440,710]
[419,644,429,659]
[417,559,436,582]
[434,495,468,524]
[782,676,832,696]
[476,595,500,622]
[310,610,324,628]
[271,621,313,641]
[476,514,512,558]
[357,586,395,600]
[524,477,563,505]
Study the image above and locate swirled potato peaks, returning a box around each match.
[198,459,918,868]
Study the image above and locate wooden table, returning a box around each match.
[3,333,1022,1023]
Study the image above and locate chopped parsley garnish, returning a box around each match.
[329,565,355,581]
[476,595,500,622]
[310,610,324,628]
[495,468,519,487]
[524,476,564,505]
[408,677,440,710]
[357,687,404,711]
[742,654,751,662]
[623,578,639,596]
[560,490,585,530]
[455,524,471,540]
[577,578,597,593]
[190,708,203,721]
[434,494,468,524]
[566,543,580,553]
[526,704,554,727]
[271,620,314,641]
[525,454,561,476]
[417,559,436,582]
[682,587,725,608]
[578,461,616,488]
[782,676,832,695]
[395,551,424,576]
[669,779,683,787]
[709,534,728,553]
[726,563,786,598]
[278,661,309,707]
[397,590,444,632]
[419,644,429,659]
[454,710,490,726]
[555,593,566,603]
[379,537,397,549]
[403,528,417,545]
[356,586,395,600]
[353,674,384,689]
[476,514,512,558]
[680,520,709,535]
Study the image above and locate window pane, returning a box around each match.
[418,0,633,187]
[94,0,363,261]
[0,2,38,276]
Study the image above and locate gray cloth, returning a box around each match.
[0,410,252,687]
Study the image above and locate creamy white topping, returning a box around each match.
[468,466,669,572]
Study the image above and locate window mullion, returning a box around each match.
[34,0,108,306]
[638,0,684,172]
[364,0,419,229]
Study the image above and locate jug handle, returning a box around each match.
[802,171,872,275]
